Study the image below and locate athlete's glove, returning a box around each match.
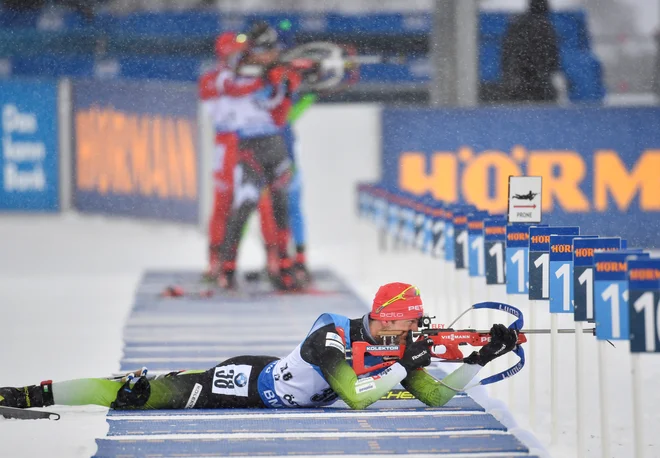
[399,335,434,373]
[464,324,518,366]
[111,376,151,409]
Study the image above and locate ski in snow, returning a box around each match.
[0,406,60,420]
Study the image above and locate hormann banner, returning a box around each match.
[382,106,660,248]
[0,80,59,212]
[73,80,198,223]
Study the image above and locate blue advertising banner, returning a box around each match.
[73,80,198,223]
[0,80,59,211]
[382,107,660,248]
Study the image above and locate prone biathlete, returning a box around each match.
[0,283,518,411]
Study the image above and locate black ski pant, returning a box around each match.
[220,133,292,264]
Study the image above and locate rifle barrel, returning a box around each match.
[473,328,596,334]
[418,328,595,334]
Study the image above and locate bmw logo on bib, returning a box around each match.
[234,373,248,388]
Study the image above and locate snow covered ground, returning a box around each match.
[1,105,659,458]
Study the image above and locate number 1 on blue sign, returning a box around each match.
[549,234,594,313]
[505,223,531,295]
[633,292,660,352]
[510,249,527,293]
[628,258,660,353]
[469,235,484,276]
[554,263,571,311]
[484,217,507,286]
[599,283,627,339]
[528,226,579,301]
[456,229,468,269]
[578,268,593,318]
[534,253,549,299]
[593,251,636,340]
[488,243,504,283]
[468,212,487,277]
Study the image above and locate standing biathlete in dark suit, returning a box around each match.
[0,283,518,411]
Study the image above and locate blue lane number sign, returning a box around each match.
[485,216,507,285]
[528,226,579,301]
[468,211,488,278]
[573,238,621,323]
[593,252,641,340]
[628,258,660,353]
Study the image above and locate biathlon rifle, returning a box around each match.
[349,301,598,387]
[238,41,376,92]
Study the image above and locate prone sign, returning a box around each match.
[508,176,542,223]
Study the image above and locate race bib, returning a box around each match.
[212,364,252,397]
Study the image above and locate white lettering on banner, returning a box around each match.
[2,105,37,134]
[408,305,422,311]
[3,163,45,191]
[1,104,48,193]
[3,136,46,162]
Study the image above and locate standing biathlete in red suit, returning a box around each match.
[218,22,305,292]
[199,32,279,278]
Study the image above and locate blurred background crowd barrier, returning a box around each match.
[0,0,658,234]
[3,0,651,104]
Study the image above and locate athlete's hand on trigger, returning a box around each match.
[399,334,434,373]
[464,324,518,366]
